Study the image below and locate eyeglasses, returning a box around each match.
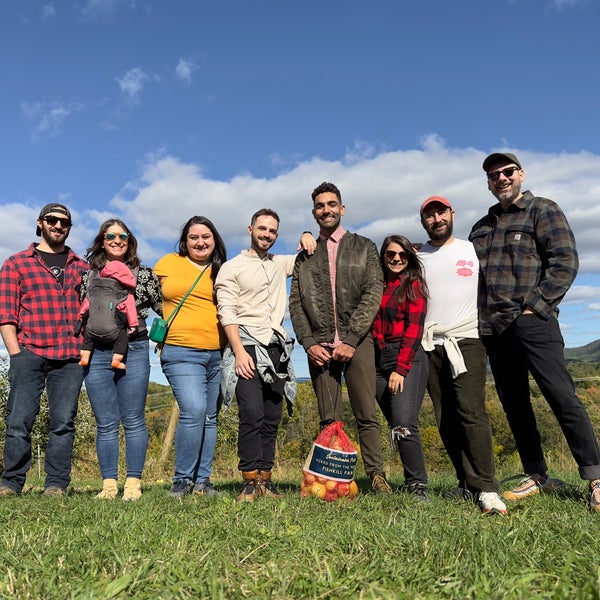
[422,207,450,221]
[385,250,408,261]
[487,166,520,181]
[43,215,71,227]
[104,232,129,241]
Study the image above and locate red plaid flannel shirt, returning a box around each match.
[372,278,427,376]
[0,243,87,360]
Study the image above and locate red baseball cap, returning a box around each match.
[420,196,452,215]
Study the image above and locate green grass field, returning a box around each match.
[1,473,598,599]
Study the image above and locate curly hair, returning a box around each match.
[85,218,141,270]
[176,216,227,282]
[379,235,429,302]
[311,182,342,203]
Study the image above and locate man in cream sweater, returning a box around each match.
[215,209,314,501]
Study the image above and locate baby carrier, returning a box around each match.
[82,268,137,343]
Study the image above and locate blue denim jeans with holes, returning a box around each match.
[160,344,221,484]
[2,347,83,492]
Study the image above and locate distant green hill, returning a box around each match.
[565,339,600,362]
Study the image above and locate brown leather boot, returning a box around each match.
[258,470,281,498]
[238,470,259,502]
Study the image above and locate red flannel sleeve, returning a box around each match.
[394,283,427,377]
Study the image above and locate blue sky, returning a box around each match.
[1,0,599,382]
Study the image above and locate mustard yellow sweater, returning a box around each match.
[153,253,225,350]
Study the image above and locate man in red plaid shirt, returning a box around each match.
[0,203,87,497]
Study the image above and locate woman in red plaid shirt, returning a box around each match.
[373,235,430,501]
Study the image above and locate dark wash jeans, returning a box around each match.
[484,314,600,481]
[376,345,429,486]
[2,347,83,492]
[426,338,500,493]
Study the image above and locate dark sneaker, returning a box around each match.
[478,491,507,515]
[0,484,18,497]
[238,478,258,502]
[43,486,66,497]
[589,479,600,513]
[192,480,218,497]
[169,480,192,498]
[370,473,392,495]
[441,487,474,501]
[502,475,564,501]
[399,483,430,503]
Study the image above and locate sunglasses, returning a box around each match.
[43,215,71,227]
[104,232,129,241]
[487,166,520,181]
[385,250,408,261]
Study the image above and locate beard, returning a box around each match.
[427,219,453,243]
[491,179,522,206]
[41,225,68,249]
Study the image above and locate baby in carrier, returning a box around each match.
[79,261,138,370]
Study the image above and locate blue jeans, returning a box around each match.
[84,340,150,479]
[376,346,429,486]
[2,347,83,492]
[160,344,221,483]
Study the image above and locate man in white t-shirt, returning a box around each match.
[417,195,505,515]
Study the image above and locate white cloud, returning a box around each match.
[550,0,589,9]
[2,142,600,348]
[42,4,56,18]
[175,59,196,84]
[564,286,600,303]
[21,100,85,141]
[97,140,600,275]
[80,0,118,19]
[79,0,143,20]
[116,67,151,104]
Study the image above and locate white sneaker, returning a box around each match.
[478,491,508,515]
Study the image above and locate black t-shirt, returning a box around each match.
[37,248,68,286]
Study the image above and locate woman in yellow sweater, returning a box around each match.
[154,216,227,497]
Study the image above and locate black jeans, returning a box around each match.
[427,338,500,493]
[235,345,286,472]
[376,345,429,486]
[484,314,600,480]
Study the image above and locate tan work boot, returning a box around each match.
[370,473,392,495]
[123,477,142,501]
[257,470,281,498]
[238,470,259,502]
[96,478,118,500]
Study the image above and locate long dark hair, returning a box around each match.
[85,218,141,270]
[177,216,227,282]
[379,235,429,302]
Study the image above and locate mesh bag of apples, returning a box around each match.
[301,420,359,501]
